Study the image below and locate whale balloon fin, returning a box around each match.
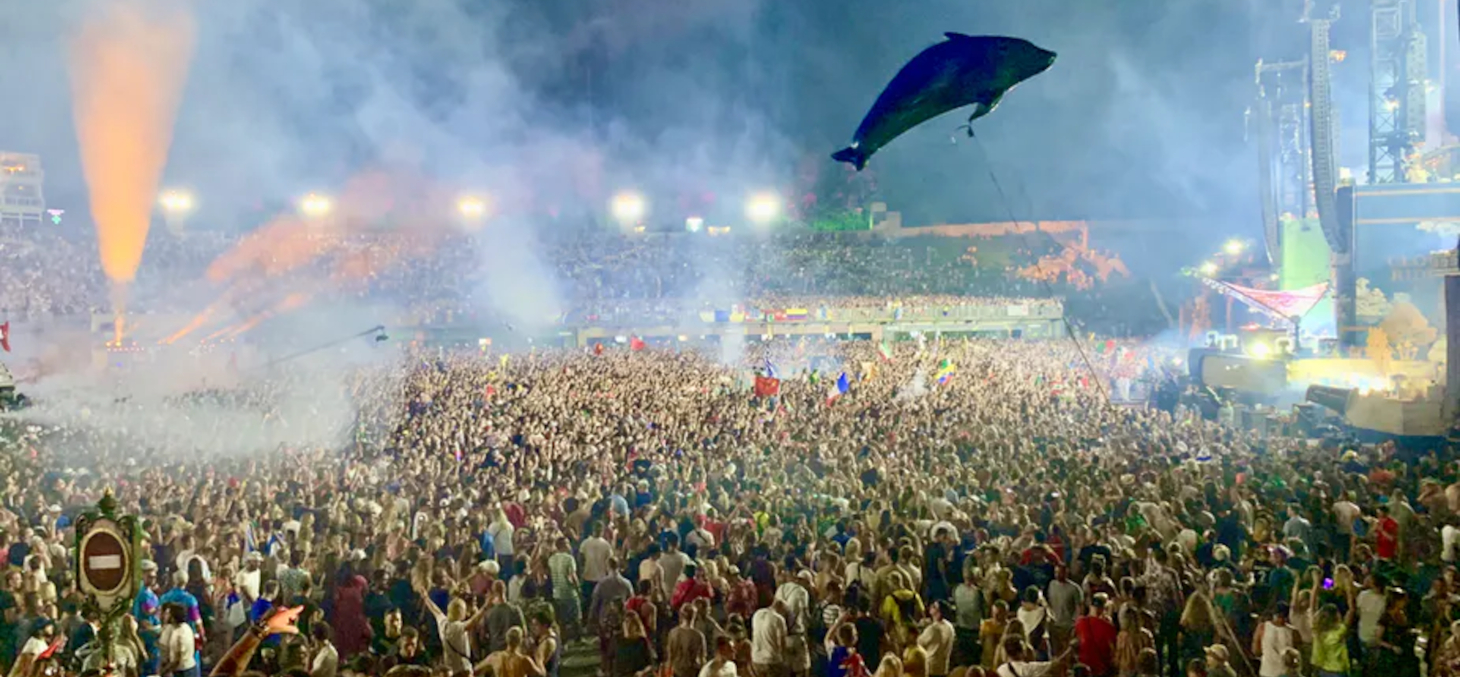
[831,146,869,171]
[944,32,976,41]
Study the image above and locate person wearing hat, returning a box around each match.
[1203,644,1236,677]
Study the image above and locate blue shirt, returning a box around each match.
[133,588,160,628]
[479,531,496,560]
[161,587,204,661]
[159,588,202,630]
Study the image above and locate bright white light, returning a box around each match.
[685,216,704,232]
[300,193,333,217]
[611,191,646,223]
[159,190,193,213]
[458,196,487,219]
[746,193,781,224]
[1249,342,1272,358]
[1200,262,1219,276]
[1224,239,1245,255]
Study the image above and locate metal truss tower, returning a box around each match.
[1254,59,1312,265]
[1369,0,1428,183]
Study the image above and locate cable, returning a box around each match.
[257,325,387,371]
[967,130,1110,402]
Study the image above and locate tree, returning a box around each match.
[1378,301,1438,360]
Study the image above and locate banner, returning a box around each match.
[1007,305,1030,318]
[1201,279,1330,324]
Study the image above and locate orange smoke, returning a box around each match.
[69,0,196,284]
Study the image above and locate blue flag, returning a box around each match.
[764,357,779,380]
[836,372,850,394]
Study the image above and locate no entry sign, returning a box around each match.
[75,517,137,613]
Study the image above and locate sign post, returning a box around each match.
[73,490,141,672]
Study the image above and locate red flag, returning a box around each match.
[629,336,646,351]
[593,343,604,356]
[753,376,781,398]
[0,322,9,353]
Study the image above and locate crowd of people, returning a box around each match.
[0,329,1448,677]
[0,224,1135,331]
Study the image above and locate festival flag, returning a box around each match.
[753,375,781,398]
[629,336,646,351]
[0,322,10,353]
[877,340,893,362]
[935,359,957,385]
[499,354,510,368]
[826,372,851,404]
[764,357,779,379]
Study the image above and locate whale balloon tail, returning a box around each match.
[831,145,869,171]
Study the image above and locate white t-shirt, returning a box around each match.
[581,537,613,582]
[1258,621,1295,677]
[750,608,787,664]
[488,520,515,556]
[997,660,1054,677]
[1443,525,1460,563]
[918,619,955,676]
[160,623,198,670]
[311,641,339,677]
[18,636,49,658]
[1356,589,1388,644]
[699,659,737,677]
[178,551,212,581]
[234,568,261,603]
[432,610,473,674]
[660,551,690,598]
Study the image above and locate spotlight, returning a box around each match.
[611,191,646,223]
[746,192,781,225]
[1224,239,1245,256]
[159,190,194,214]
[1200,262,1218,276]
[457,196,488,219]
[300,193,333,217]
[685,216,704,233]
